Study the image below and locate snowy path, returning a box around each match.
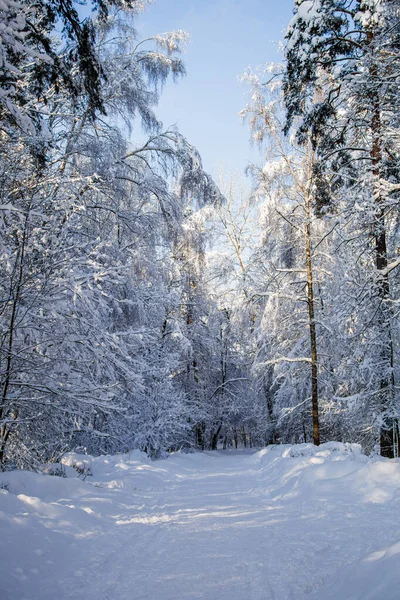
[2,445,400,600]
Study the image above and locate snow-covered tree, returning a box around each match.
[241,64,343,446]
[0,5,221,467]
[284,0,400,456]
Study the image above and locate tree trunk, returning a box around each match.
[0,211,29,465]
[375,209,396,457]
[211,421,223,450]
[305,194,320,446]
[368,30,396,457]
[241,427,247,448]
[264,368,275,444]
[196,422,206,451]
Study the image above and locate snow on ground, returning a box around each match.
[1,443,400,600]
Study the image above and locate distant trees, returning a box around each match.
[207,173,271,448]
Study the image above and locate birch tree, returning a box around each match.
[241,65,340,445]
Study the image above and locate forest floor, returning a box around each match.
[1,443,400,600]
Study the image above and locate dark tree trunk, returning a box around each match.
[210,421,223,451]
[241,427,247,448]
[196,422,206,451]
[305,193,320,446]
[0,211,29,466]
[368,30,396,457]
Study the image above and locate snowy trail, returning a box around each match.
[2,445,400,600]
[85,453,278,600]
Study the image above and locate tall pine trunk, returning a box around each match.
[305,191,320,446]
[368,31,397,458]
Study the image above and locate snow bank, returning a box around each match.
[61,453,93,476]
[0,468,92,502]
[253,443,400,600]
[253,442,400,505]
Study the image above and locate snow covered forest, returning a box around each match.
[1,0,400,472]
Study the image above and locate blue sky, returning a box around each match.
[136,0,294,179]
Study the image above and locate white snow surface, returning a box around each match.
[1,442,400,600]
